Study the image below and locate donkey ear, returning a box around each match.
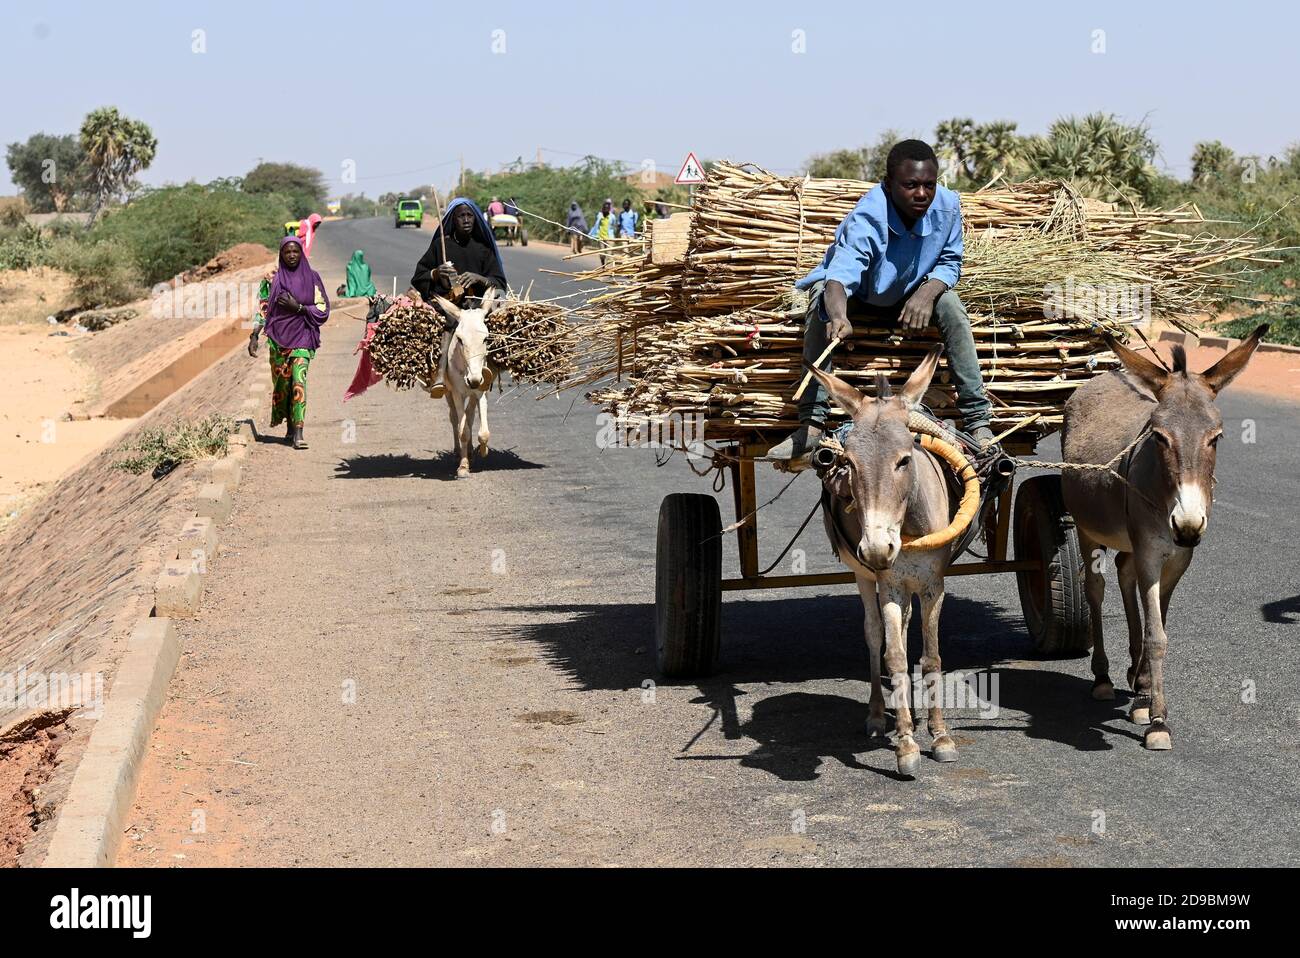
[897,346,943,409]
[432,295,461,320]
[1103,333,1167,396]
[804,362,864,417]
[1199,323,1268,396]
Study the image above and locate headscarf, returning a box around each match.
[297,212,323,257]
[264,236,328,349]
[345,249,377,297]
[434,197,502,265]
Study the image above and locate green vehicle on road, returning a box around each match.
[394,199,423,229]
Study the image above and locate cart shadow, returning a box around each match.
[333,448,545,481]
[494,592,1134,782]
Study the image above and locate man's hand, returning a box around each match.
[900,279,946,332]
[823,280,853,342]
[436,262,458,287]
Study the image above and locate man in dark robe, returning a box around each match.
[410,198,508,306]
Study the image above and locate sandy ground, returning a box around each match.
[0,267,76,327]
[0,325,135,522]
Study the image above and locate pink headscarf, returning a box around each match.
[298,212,323,257]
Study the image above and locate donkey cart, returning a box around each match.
[654,433,1091,678]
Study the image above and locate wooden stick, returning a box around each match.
[791,336,841,400]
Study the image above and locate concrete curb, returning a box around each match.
[41,619,181,868]
[42,403,256,866]
[1158,328,1300,355]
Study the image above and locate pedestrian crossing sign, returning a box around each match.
[675,152,705,185]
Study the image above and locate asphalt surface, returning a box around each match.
[130,216,1300,867]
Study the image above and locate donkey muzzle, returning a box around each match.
[856,521,901,572]
[1170,484,1208,547]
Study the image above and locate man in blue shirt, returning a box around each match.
[768,139,993,463]
[615,198,639,239]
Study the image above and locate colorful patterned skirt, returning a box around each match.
[268,338,315,428]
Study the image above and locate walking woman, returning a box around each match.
[247,235,330,449]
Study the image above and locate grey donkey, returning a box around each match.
[808,348,962,776]
[1061,325,1267,750]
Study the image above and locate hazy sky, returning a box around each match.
[3,0,1295,197]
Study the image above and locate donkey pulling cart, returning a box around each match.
[556,163,1269,681]
[653,428,1090,678]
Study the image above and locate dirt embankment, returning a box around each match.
[0,710,73,867]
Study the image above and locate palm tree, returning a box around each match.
[80,107,157,225]
[1021,113,1157,204]
[935,117,976,181]
[1191,141,1235,183]
[970,121,1023,184]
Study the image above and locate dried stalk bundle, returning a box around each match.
[367,295,574,390]
[367,297,440,390]
[486,300,574,385]
[555,162,1277,448]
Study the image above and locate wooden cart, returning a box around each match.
[653,437,1091,678]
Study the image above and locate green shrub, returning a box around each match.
[113,414,238,478]
[93,182,287,285]
[0,224,50,270]
[459,157,668,243]
[43,236,142,306]
[1219,308,1300,346]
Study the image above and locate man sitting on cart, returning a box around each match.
[767,139,994,466]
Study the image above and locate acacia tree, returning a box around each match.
[80,107,157,225]
[5,133,87,212]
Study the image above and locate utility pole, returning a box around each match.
[536,146,543,167]
[459,154,464,193]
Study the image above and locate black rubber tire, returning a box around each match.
[520,227,529,247]
[1013,475,1092,655]
[655,493,723,677]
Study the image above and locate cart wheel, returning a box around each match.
[519,227,528,247]
[655,493,722,677]
[1013,475,1091,655]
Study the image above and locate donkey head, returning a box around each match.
[435,288,500,390]
[1105,325,1267,547]
[807,347,942,571]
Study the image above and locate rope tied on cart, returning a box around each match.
[1004,422,1162,513]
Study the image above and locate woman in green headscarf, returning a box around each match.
[344,249,377,297]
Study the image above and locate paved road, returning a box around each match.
[122,216,1300,867]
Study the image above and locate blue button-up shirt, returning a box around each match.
[616,208,639,238]
[796,183,963,308]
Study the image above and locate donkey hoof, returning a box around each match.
[1143,724,1172,750]
[866,715,888,737]
[477,441,489,457]
[932,736,959,763]
[1091,679,1115,701]
[456,465,471,478]
[1130,705,1151,726]
[896,739,921,776]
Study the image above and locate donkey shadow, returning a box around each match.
[493,592,1139,782]
[334,447,545,481]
